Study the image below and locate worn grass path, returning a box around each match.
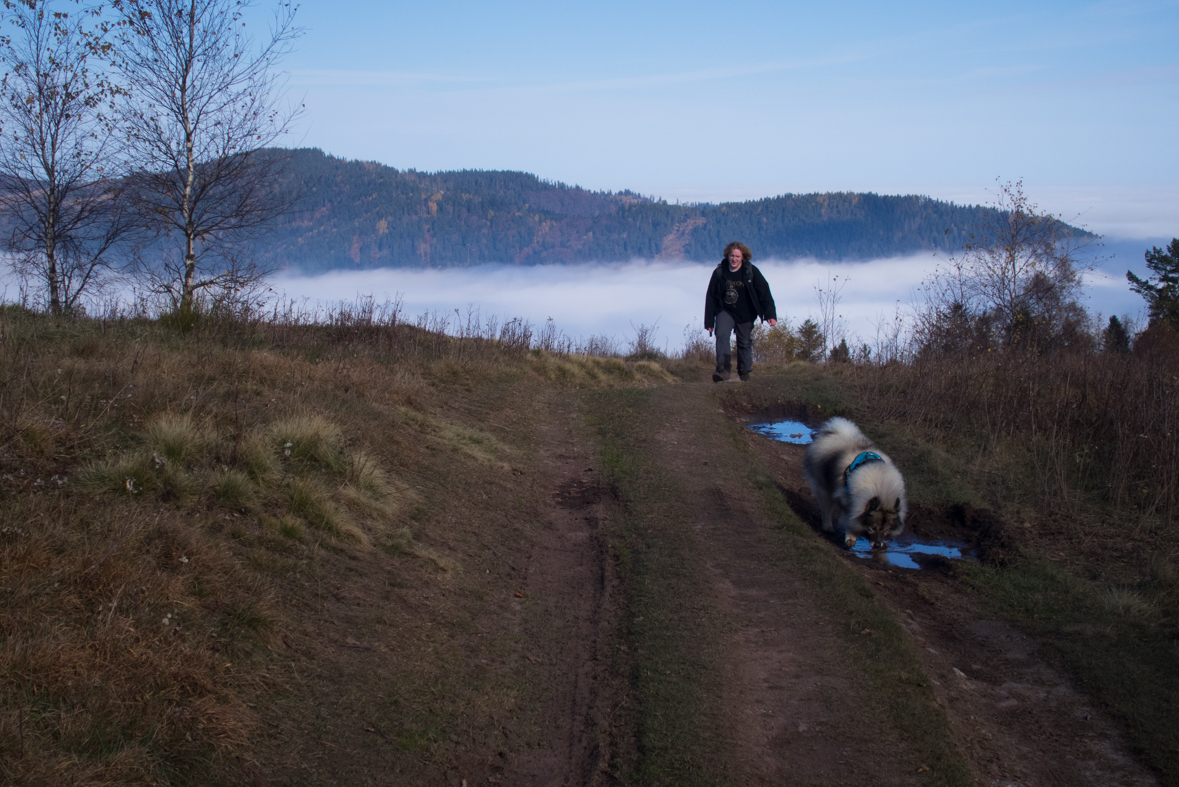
[3,309,1164,786]
[583,381,971,786]
[241,371,1157,786]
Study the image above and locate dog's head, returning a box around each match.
[853,495,906,549]
[844,458,908,549]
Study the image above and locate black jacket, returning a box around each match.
[704,261,777,330]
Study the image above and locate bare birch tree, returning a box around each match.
[921,180,1095,353]
[111,0,300,315]
[0,0,131,315]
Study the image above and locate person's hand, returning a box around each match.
[707,328,713,336]
[767,318,777,327]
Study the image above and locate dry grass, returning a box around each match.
[0,301,676,784]
[756,346,1179,635]
[528,350,676,387]
[833,345,1179,528]
[0,497,266,784]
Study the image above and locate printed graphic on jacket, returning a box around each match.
[724,279,744,307]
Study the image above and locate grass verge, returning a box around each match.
[963,558,1179,782]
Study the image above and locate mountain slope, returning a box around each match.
[258,149,1009,271]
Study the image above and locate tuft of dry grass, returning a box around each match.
[211,468,257,510]
[145,413,206,465]
[271,414,345,472]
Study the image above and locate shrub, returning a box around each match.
[752,322,802,363]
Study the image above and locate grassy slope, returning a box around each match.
[3,305,1175,784]
[0,306,674,785]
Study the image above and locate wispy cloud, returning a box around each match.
[288,69,493,87]
[290,54,865,96]
[500,55,865,94]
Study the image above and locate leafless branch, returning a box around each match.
[112,0,302,313]
[0,0,134,314]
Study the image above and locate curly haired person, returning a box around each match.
[703,241,777,382]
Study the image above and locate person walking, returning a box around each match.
[704,241,777,382]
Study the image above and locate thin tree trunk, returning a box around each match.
[179,0,198,314]
[45,192,61,315]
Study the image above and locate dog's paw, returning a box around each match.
[844,533,858,549]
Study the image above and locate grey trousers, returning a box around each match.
[714,311,753,374]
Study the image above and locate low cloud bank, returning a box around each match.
[270,255,937,352]
[269,253,1147,352]
[0,252,1145,351]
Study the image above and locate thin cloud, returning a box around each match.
[291,55,866,97]
[500,56,864,94]
[288,69,493,87]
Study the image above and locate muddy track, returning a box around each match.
[498,401,620,787]
[511,381,1160,784]
[634,384,951,784]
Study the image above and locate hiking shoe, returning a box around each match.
[739,373,750,382]
[712,371,725,383]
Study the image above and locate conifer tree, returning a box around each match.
[1127,239,1179,331]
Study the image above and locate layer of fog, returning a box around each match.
[269,253,1146,354]
[0,249,1147,353]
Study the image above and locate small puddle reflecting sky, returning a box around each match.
[850,537,972,569]
[747,420,814,444]
[749,418,975,570]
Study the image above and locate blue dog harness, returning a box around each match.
[844,451,883,492]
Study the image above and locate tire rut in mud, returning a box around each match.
[496,412,623,787]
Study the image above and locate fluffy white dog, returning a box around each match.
[803,417,908,549]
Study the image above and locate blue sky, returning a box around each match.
[272,0,1178,238]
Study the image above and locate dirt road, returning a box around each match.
[496,380,1160,786]
[250,377,1160,786]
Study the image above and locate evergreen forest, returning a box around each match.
[256,149,1052,271]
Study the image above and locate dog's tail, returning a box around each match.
[817,416,863,443]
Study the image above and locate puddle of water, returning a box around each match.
[748,420,814,445]
[851,537,974,569]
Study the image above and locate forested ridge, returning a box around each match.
[252,148,1055,270]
